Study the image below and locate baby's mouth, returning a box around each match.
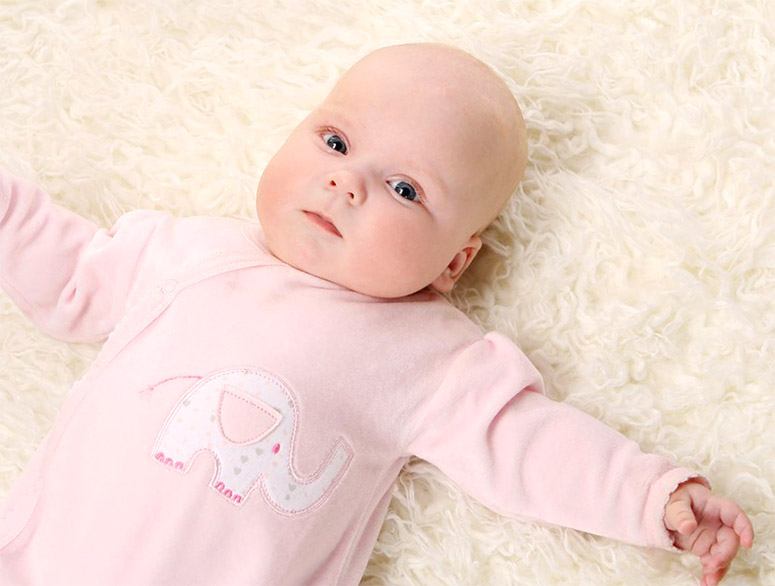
[303,210,342,238]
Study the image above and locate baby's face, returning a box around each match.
[256,45,522,298]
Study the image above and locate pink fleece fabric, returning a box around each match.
[0,170,708,585]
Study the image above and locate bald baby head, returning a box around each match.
[333,43,528,236]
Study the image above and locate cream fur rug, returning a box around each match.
[0,1,772,584]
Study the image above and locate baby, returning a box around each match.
[0,42,754,585]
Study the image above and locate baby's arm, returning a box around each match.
[410,380,702,549]
[404,332,753,579]
[0,169,174,343]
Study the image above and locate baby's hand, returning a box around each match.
[663,479,754,586]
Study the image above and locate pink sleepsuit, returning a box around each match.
[0,169,707,585]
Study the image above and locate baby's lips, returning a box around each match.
[304,210,342,237]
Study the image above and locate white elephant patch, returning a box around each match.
[151,367,353,515]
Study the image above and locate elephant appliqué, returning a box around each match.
[151,367,353,515]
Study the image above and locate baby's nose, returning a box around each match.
[327,170,365,203]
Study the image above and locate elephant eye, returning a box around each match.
[219,386,282,444]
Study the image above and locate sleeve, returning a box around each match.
[403,330,710,551]
[0,169,180,344]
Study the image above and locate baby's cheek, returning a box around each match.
[358,238,435,295]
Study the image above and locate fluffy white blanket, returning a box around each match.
[0,1,771,584]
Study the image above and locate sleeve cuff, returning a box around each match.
[645,467,711,551]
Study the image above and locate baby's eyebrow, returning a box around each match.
[318,107,359,131]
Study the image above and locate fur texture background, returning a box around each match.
[0,1,772,584]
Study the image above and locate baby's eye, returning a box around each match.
[389,179,421,204]
[322,130,347,155]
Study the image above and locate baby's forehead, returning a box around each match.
[323,81,499,154]
[330,66,511,151]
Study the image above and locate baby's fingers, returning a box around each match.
[700,526,738,583]
[719,500,755,548]
[701,563,729,586]
[664,492,697,535]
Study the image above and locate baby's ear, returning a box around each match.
[429,235,482,293]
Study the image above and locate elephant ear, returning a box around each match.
[218,384,282,444]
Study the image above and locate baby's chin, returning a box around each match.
[343,275,441,299]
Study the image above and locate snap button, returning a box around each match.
[160,279,177,294]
